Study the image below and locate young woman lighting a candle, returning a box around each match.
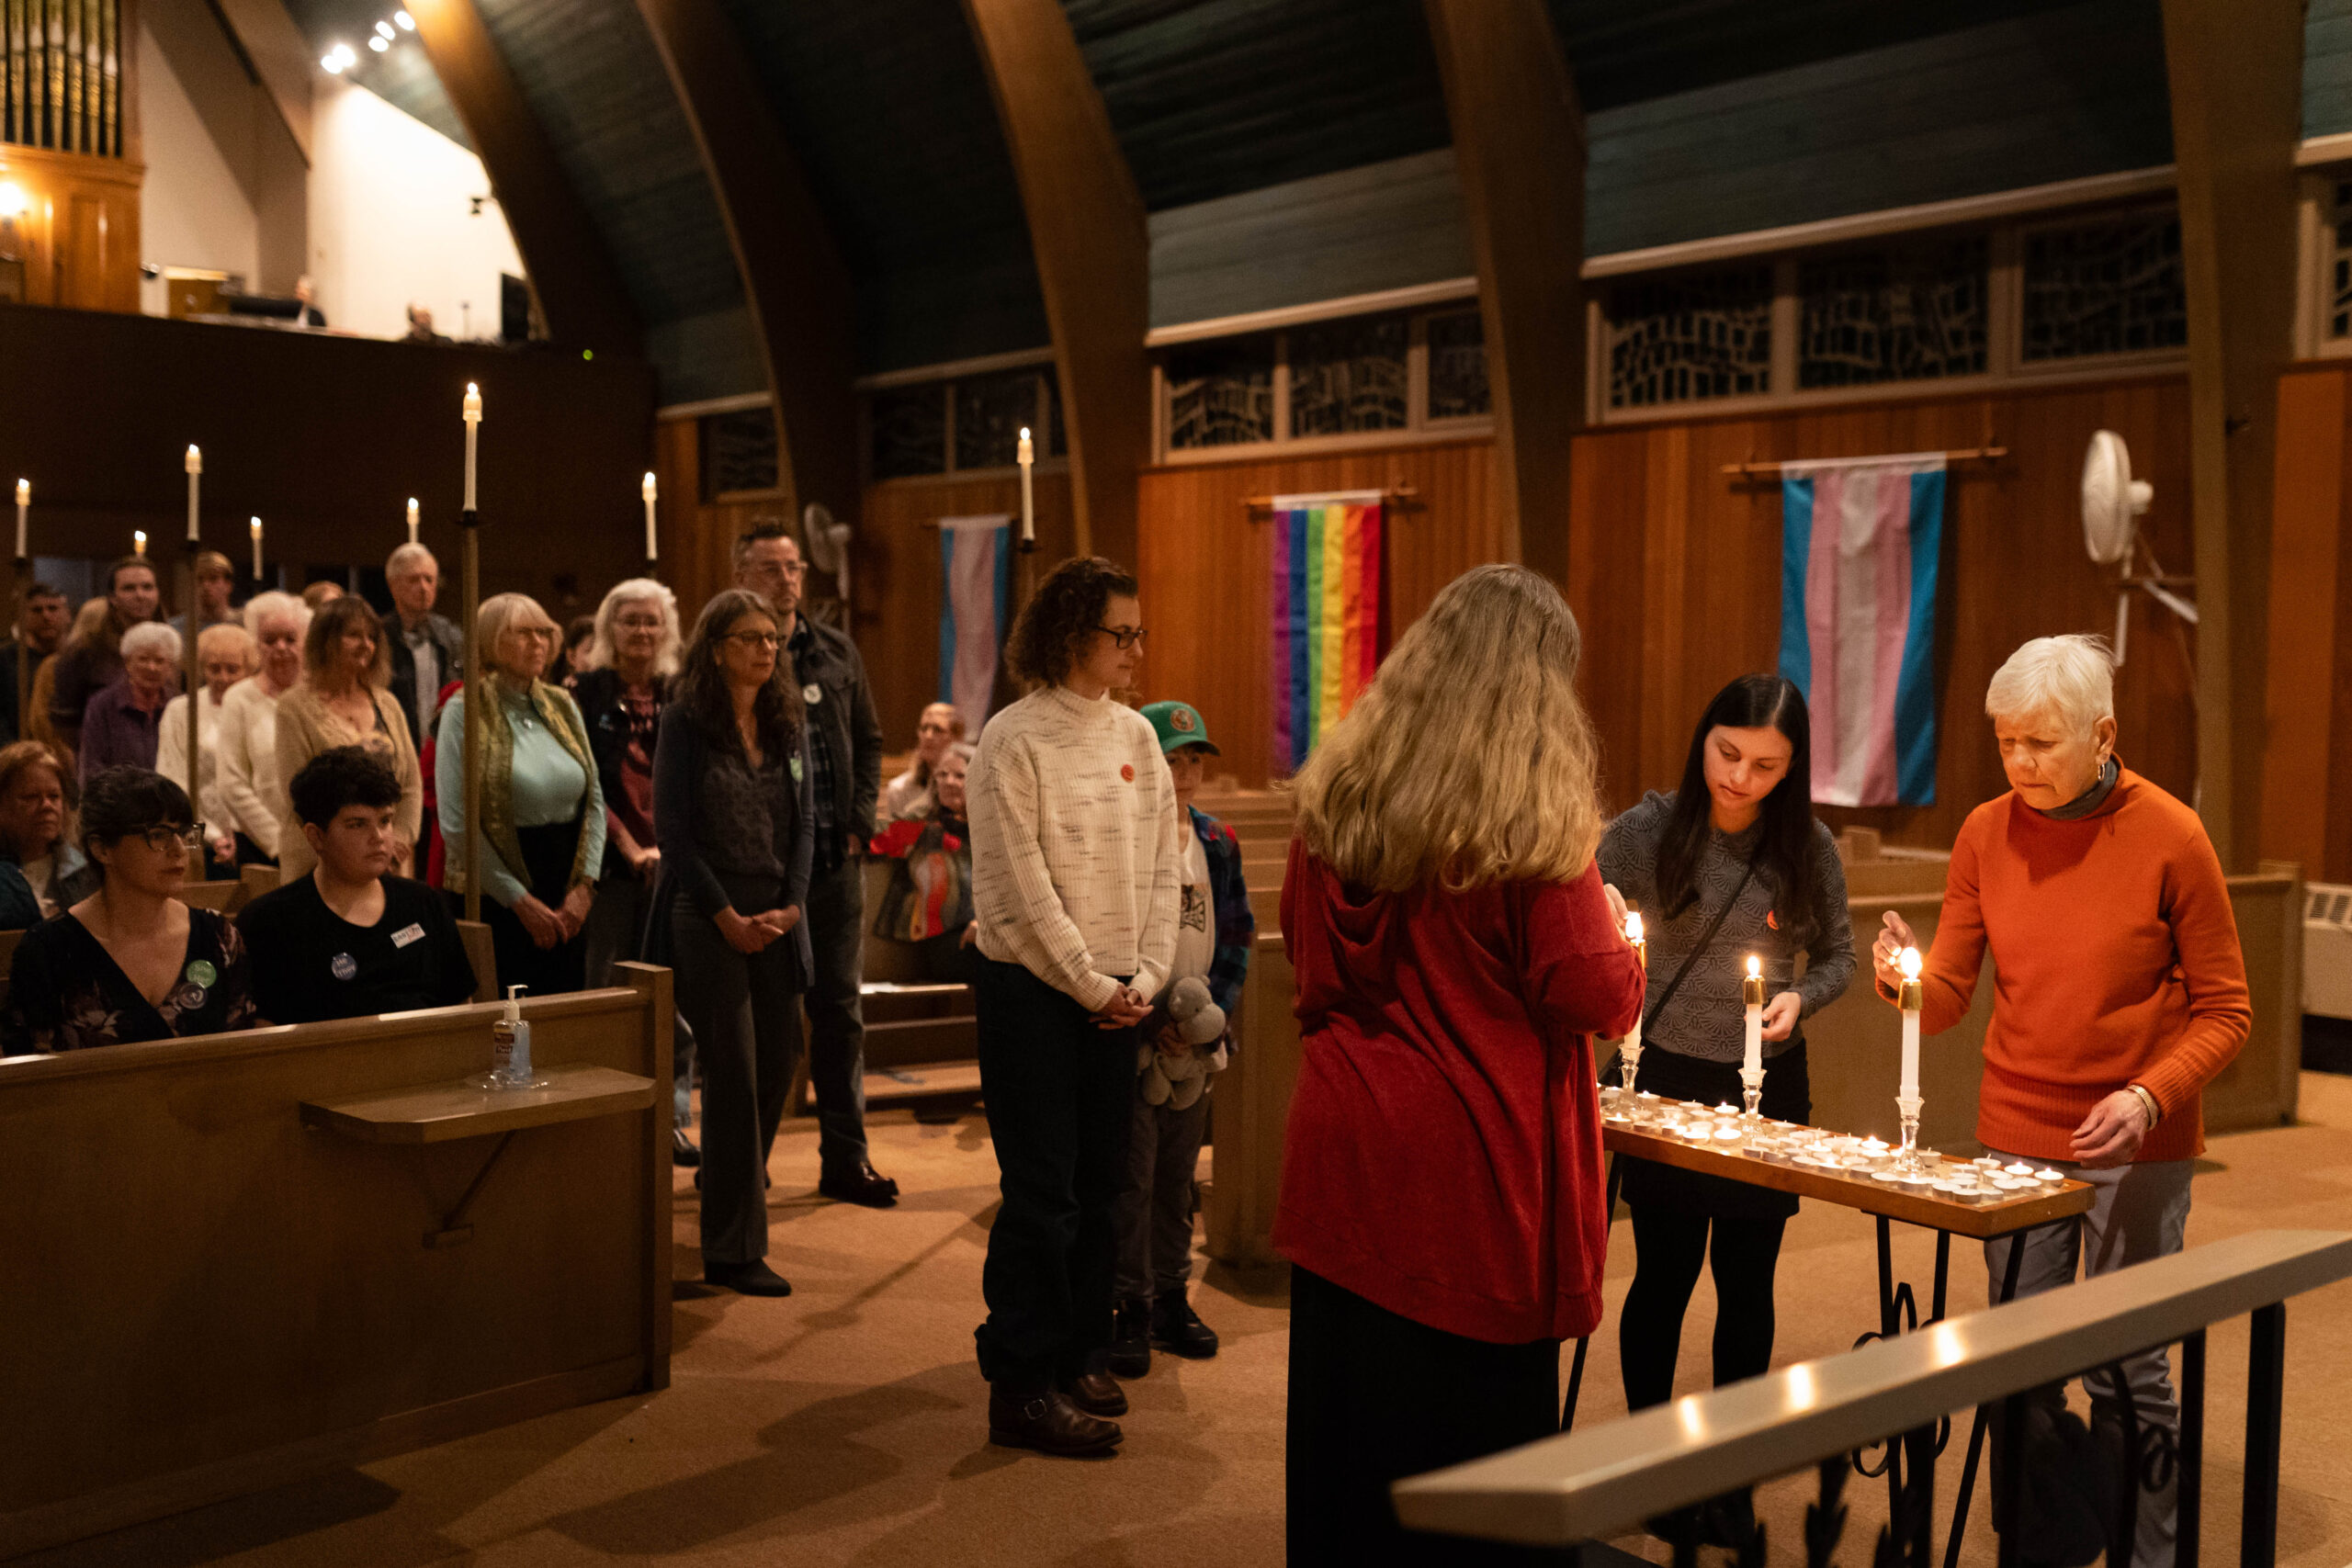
[1276,566,1642,1562]
[1596,672,1853,1549]
[1871,635,2247,1568]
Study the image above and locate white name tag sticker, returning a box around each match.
[390,923,427,949]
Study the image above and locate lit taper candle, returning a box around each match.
[1617,909,1647,1100]
[406,496,420,545]
[250,516,264,581]
[641,471,658,560]
[1016,425,1035,546]
[1741,953,1766,1076]
[13,479,26,559]
[133,530,147,557]
[185,446,202,541]
[461,383,482,512]
[1896,947,1923,1102]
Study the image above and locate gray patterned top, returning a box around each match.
[1597,791,1855,1063]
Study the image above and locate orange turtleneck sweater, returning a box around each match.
[1897,767,2250,1163]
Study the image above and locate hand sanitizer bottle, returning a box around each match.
[492,984,532,1089]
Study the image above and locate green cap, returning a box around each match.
[1141,700,1219,757]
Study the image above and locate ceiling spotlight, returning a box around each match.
[394,9,414,27]
[332,41,357,63]
[368,33,389,50]
[374,19,393,37]
[321,52,344,71]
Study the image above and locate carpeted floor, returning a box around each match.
[28,1076,2352,1568]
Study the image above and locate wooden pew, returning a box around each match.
[0,964,674,1558]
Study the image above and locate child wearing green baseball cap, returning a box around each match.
[1109,699,1255,1375]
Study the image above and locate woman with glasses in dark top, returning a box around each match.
[2,766,257,1055]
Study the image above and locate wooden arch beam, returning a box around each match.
[631,0,857,520]
[1423,0,1588,584]
[2161,0,2301,870]
[960,0,1148,568]
[406,0,642,357]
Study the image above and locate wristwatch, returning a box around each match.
[2127,1082,2162,1127]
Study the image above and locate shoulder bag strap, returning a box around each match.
[1640,850,1762,1034]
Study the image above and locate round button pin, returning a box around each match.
[803,682,822,705]
[1120,763,1135,782]
[331,953,357,982]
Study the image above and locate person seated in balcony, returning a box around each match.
[239,747,474,1024]
[1873,634,2251,1568]
[2,767,256,1055]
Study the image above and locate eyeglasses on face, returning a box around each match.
[1096,625,1148,650]
[133,825,205,854]
[721,631,782,649]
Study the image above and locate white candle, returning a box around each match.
[133,530,147,557]
[185,446,202,541]
[13,479,26,559]
[1742,954,1765,1075]
[250,516,264,581]
[462,383,482,512]
[1624,911,1646,1056]
[1016,425,1035,545]
[1897,946,1924,1101]
[641,470,658,560]
[406,497,420,545]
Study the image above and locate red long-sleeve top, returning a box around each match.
[1273,838,1645,1345]
[1891,768,2250,1163]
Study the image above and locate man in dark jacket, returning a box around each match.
[0,583,67,745]
[383,543,465,750]
[735,525,897,1206]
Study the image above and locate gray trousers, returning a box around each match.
[802,853,870,1172]
[588,871,696,1129]
[1113,1078,1210,1302]
[673,893,803,1265]
[1984,1149,2193,1568]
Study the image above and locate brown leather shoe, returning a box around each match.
[1060,1369,1128,1417]
[988,1388,1122,1457]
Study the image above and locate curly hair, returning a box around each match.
[79,766,192,857]
[674,588,804,759]
[1004,556,1136,688]
[288,745,404,828]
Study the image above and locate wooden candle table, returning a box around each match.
[1568,1096,2097,1562]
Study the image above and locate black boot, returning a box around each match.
[704,1258,792,1297]
[1107,1298,1151,1379]
[1149,1289,1218,1359]
[672,1127,701,1168]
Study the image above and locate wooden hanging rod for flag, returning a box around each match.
[1720,446,2007,479]
[1242,484,1419,513]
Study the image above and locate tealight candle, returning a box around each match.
[2003,1162,2035,1177]
[2034,1168,2065,1183]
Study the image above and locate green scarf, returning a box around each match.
[447,677,599,897]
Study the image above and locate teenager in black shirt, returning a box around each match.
[240,746,477,1024]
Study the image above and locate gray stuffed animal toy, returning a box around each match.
[1136,976,1228,1111]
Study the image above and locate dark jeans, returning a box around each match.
[1618,1206,1790,1410]
[974,958,1136,1394]
[803,852,870,1171]
[1287,1265,1570,1566]
[1114,1079,1210,1302]
[672,875,803,1265]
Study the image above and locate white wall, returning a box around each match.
[137,8,261,312]
[308,76,524,341]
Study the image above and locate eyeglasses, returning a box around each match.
[1096,625,1148,650]
[722,631,782,649]
[134,825,205,854]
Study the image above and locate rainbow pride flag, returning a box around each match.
[1271,491,1385,773]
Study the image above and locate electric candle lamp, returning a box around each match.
[461,384,482,512]
[14,479,27,559]
[1016,425,1035,546]
[641,471,658,560]
[185,446,201,541]
[406,497,420,545]
[250,516,264,581]
[133,530,147,557]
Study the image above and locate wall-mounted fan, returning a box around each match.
[2081,429,2196,666]
[804,502,854,609]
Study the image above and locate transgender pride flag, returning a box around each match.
[1271,491,1384,773]
[1777,455,1945,807]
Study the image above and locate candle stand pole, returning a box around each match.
[460,508,483,925]
[9,552,23,739]
[183,552,201,822]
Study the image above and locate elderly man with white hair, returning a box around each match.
[1872,633,2248,1568]
[384,542,465,750]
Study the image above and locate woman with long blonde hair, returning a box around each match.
[1275,564,1643,1563]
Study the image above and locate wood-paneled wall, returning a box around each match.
[2262,363,2352,884]
[1568,375,2199,849]
[0,147,141,312]
[1133,439,1502,787]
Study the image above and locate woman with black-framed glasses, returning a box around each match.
[2,766,257,1055]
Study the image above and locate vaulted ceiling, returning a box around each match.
[275,0,2211,398]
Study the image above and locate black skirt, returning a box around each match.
[481,817,590,998]
[1621,1041,1812,1221]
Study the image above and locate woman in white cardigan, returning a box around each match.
[156,622,256,876]
[214,592,309,866]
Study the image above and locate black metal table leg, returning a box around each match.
[1944,1224,2032,1568]
[1561,1153,1624,1432]
[2178,1328,2205,1568]
[1874,1216,1905,1527]
[2242,1303,2286,1568]
[1931,1230,1951,1323]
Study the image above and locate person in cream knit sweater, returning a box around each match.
[967,556,1182,1460]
